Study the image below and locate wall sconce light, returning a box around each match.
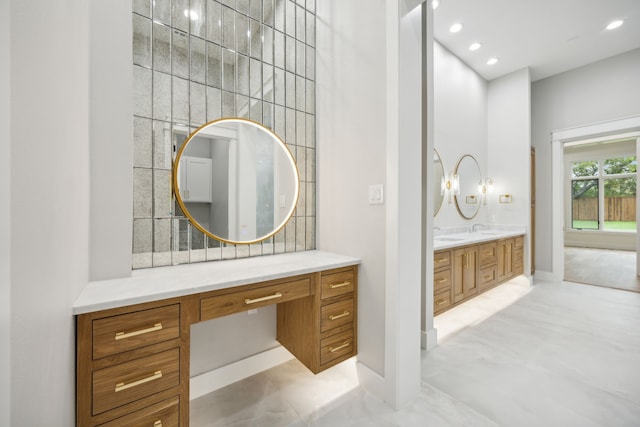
[478,178,493,205]
[442,172,460,203]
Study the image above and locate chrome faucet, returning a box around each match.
[471,223,483,233]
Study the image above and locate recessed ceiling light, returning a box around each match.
[449,22,463,33]
[432,0,440,10]
[487,57,499,65]
[606,20,624,30]
[469,42,482,51]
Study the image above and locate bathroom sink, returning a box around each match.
[477,231,503,235]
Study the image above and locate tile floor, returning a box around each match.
[564,246,640,293]
[191,276,640,426]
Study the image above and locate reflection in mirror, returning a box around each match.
[173,118,299,244]
[454,154,482,219]
[433,149,445,216]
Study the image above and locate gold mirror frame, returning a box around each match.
[433,149,445,216]
[173,118,300,245]
[454,154,482,220]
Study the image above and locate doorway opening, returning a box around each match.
[551,116,640,287]
[562,135,638,292]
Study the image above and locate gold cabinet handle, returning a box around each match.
[436,278,446,284]
[154,421,163,427]
[115,323,163,341]
[484,275,493,280]
[435,299,446,306]
[329,341,350,353]
[486,251,493,255]
[436,258,447,263]
[245,292,282,305]
[329,311,350,321]
[329,281,351,289]
[115,370,162,393]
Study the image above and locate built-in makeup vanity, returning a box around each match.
[433,229,525,315]
[74,250,359,427]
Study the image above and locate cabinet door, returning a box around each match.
[452,248,466,303]
[463,247,478,298]
[497,239,513,282]
[179,156,212,202]
[452,247,478,303]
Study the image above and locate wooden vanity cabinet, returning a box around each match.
[434,235,524,316]
[76,298,189,427]
[277,266,358,373]
[513,236,525,276]
[76,263,358,426]
[497,238,514,282]
[433,251,452,315]
[452,246,478,303]
[478,242,497,291]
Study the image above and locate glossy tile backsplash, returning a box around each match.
[132,0,316,269]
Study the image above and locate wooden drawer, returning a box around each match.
[98,396,179,427]
[479,266,496,290]
[320,328,355,366]
[514,236,524,249]
[479,242,497,267]
[320,299,354,333]
[200,278,311,321]
[93,304,180,359]
[434,250,451,269]
[434,290,451,314]
[321,269,355,300]
[434,269,451,293]
[92,348,180,416]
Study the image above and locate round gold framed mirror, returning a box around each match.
[433,149,445,216]
[454,154,482,219]
[173,118,299,245]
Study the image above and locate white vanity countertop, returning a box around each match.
[434,228,526,251]
[73,250,360,315]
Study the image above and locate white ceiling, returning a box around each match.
[433,0,640,82]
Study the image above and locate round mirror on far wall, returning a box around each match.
[454,154,482,219]
[173,118,300,245]
[433,149,445,216]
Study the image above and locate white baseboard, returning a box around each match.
[190,346,295,400]
[421,328,438,351]
[355,360,386,402]
[533,270,557,282]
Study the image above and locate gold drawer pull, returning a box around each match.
[486,251,494,255]
[436,258,447,263]
[329,281,351,289]
[329,311,350,321]
[154,421,163,427]
[484,275,493,280]
[435,299,447,306]
[115,323,163,340]
[115,370,162,393]
[436,278,447,284]
[329,341,350,353]
[245,292,282,305]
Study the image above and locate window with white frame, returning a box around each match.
[570,152,637,232]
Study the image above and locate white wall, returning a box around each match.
[1,0,11,423]
[10,0,89,424]
[317,0,389,379]
[433,42,489,227]
[532,48,640,273]
[317,0,424,409]
[89,1,133,281]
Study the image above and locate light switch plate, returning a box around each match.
[368,184,384,204]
